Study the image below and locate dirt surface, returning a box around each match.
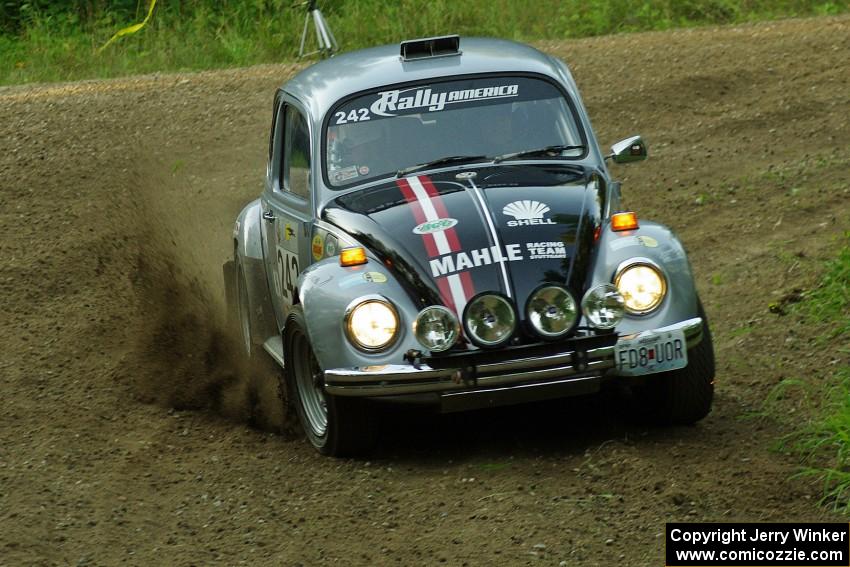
[2,15,849,566]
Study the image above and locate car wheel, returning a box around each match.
[283,305,377,457]
[632,301,715,425]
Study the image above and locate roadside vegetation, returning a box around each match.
[782,236,850,509]
[1,0,847,85]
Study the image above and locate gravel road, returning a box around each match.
[1,15,849,566]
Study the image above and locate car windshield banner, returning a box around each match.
[330,76,564,125]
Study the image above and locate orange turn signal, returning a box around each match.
[611,211,639,232]
[339,247,368,267]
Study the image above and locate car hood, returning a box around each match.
[323,164,604,325]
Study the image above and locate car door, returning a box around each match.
[261,95,314,330]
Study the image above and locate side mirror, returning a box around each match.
[607,135,647,164]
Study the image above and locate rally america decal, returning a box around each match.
[335,85,519,124]
[396,176,475,316]
[334,85,519,124]
[331,77,564,125]
[369,84,519,118]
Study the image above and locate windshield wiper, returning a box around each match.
[493,144,586,164]
[396,155,489,177]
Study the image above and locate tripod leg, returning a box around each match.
[313,8,338,54]
[299,11,311,58]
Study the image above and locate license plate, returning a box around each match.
[615,329,687,376]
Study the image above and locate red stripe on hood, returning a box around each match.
[396,175,476,323]
[419,175,462,251]
[396,177,438,257]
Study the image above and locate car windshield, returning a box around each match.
[325,75,584,187]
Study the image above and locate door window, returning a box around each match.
[267,94,282,183]
[283,105,311,200]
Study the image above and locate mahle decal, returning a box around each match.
[412,218,458,235]
[430,244,524,277]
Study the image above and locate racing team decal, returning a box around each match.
[396,175,474,316]
[527,241,567,259]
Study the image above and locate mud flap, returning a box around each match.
[222,260,238,332]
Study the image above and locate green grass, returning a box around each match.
[800,242,850,340]
[1,0,848,85]
[782,233,850,510]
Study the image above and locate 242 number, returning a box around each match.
[277,251,299,301]
[334,108,370,124]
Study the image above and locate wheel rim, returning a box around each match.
[292,330,328,437]
[237,270,252,356]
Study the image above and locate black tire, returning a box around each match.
[283,306,377,457]
[632,302,715,425]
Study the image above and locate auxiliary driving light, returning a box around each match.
[526,285,578,339]
[581,284,625,330]
[413,306,460,352]
[464,294,516,347]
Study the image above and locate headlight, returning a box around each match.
[614,259,667,314]
[345,296,399,352]
[464,294,516,347]
[526,285,578,339]
[581,284,625,329]
[414,306,460,352]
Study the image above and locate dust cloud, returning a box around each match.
[120,157,290,434]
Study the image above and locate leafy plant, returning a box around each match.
[782,235,850,509]
[1,0,848,84]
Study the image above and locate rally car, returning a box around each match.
[224,35,715,456]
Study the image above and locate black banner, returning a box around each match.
[666,523,850,566]
[329,76,563,124]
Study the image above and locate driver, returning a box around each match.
[327,120,386,183]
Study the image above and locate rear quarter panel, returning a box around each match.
[233,199,278,347]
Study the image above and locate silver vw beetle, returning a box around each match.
[224,35,715,456]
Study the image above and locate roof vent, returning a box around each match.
[400,35,461,61]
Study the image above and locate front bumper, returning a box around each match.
[324,317,703,401]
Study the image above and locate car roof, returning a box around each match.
[282,37,577,121]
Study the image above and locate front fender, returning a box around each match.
[589,221,699,334]
[296,258,422,371]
